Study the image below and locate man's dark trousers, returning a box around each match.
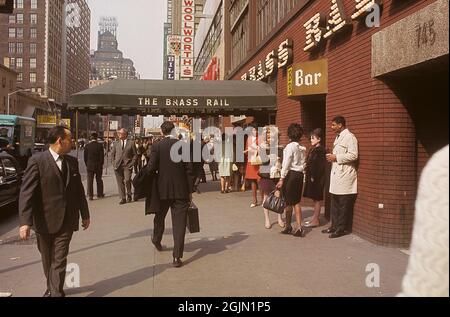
[153,199,190,259]
[87,168,104,198]
[35,221,73,297]
[330,194,357,232]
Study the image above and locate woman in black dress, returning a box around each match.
[303,128,327,228]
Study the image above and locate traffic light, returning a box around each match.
[0,0,14,14]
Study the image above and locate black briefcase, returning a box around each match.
[186,202,200,233]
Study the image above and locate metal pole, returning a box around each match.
[105,114,109,175]
[6,93,10,115]
[76,110,79,159]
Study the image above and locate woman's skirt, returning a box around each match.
[245,162,260,180]
[259,178,278,195]
[282,170,304,206]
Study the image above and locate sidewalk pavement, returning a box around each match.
[0,173,409,297]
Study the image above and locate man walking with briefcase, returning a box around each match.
[147,121,194,268]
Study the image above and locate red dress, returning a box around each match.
[245,136,260,180]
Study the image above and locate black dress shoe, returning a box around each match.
[133,196,139,202]
[172,258,183,268]
[151,238,163,251]
[281,226,293,235]
[292,227,305,237]
[43,290,51,297]
[97,194,105,199]
[321,227,336,234]
[119,199,126,205]
[127,197,132,203]
[329,230,347,239]
[88,197,94,201]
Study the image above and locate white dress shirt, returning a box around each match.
[281,142,306,179]
[49,147,63,171]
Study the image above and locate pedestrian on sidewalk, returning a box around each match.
[322,116,359,239]
[133,138,144,174]
[398,145,449,297]
[111,128,137,204]
[18,126,90,297]
[259,126,285,229]
[218,133,233,194]
[84,132,105,200]
[147,121,195,268]
[303,128,327,228]
[205,136,219,181]
[276,123,306,237]
[244,125,262,207]
[191,136,206,194]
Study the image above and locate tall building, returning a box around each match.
[0,0,91,106]
[63,0,90,103]
[90,16,137,80]
[164,0,205,80]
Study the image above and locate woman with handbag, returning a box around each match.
[303,128,327,228]
[276,123,307,237]
[244,125,261,207]
[259,126,285,229]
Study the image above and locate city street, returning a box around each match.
[0,167,410,297]
[0,0,447,300]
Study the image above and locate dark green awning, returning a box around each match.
[69,79,277,115]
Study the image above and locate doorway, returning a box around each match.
[300,98,327,147]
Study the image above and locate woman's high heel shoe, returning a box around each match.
[292,227,305,238]
[281,226,292,234]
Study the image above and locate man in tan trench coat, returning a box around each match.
[322,116,358,238]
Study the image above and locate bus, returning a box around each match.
[0,115,36,169]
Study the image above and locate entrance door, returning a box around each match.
[301,98,327,147]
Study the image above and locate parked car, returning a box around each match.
[0,152,23,208]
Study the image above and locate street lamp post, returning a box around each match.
[7,89,31,115]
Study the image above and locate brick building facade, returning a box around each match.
[225,0,449,247]
[0,0,91,105]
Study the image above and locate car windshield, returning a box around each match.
[0,126,13,140]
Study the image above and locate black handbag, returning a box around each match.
[263,190,286,214]
[186,202,200,233]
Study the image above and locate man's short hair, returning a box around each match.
[47,126,69,145]
[91,132,98,140]
[161,121,175,136]
[332,116,346,127]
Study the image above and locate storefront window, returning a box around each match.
[194,3,223,79]
[256,0,300,45]
[230,0,250,71]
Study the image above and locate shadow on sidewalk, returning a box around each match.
[0,229,154,274]
[65,232,249,297]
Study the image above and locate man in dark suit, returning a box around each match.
[84,132,104,200]
[111,128,137,204]
[18,126,90,297]
[147,121,194,268]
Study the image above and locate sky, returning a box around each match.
[86,0,167,79]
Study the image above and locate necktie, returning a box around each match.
[122,140,125,150]
[60,156,68,186]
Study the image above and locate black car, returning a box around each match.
[0,152,23,208]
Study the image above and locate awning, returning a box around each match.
[68,79,277,116]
